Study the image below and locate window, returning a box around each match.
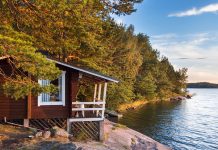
[38,71,66,106]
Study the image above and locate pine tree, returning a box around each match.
[135,72,157,99]
[0,25,60,99]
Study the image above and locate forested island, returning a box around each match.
[0,0,187,110]
[188,82,218,88]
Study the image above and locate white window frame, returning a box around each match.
[38,71,66,106]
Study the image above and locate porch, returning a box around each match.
[67,81,108,140]
[70,82,107,122]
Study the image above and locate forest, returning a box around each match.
[0,0,187,110]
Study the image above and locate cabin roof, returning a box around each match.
[0,54,119,83]
[47,58,119,83]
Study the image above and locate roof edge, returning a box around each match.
[47,58,119,83]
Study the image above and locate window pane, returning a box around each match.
[50,75,62,102]
[59,75,62,101]
[41,80,50,102]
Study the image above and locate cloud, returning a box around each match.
[150,32,218,83]
[168,3,218,17]
[151,33,211,58]
[178,57,207,60]
[188,68,218,83]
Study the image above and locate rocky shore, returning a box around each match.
[170,93,193,102]
[103,119,170,150]
[0,120,170,150]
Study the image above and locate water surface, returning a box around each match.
[118,89,218,150]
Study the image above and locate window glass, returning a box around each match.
[38,71,65,106]
[50,75,62,102]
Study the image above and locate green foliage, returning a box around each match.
[107,83,135,109]
[0,25,60,99]
[135,72,157,99]
[102,0,143,15]
[102,22,188,107]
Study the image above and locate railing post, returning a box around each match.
[96,83,102,116]
[67,118,71,133]
[99,120,104,141]
[102,82,107,119]
[97,83,102,101]
[93,84,97,113]
[93,84,97,102]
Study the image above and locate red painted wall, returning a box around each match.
[0,59,27,119]
[0,60,79,119]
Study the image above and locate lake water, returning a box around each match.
[118,89,218,150]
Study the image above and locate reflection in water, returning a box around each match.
[117,89,218,150]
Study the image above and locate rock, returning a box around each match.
[131,137,157,150]
[186,94,192,99]
[53,143,77,150]
[43,131,51,139]
[177,96,186,100]
[170,96,186,102]
[170,97,178,102]
[35,131,43,138]
[51,126,70,138]
[36,141,78,150]
[105,110,123,118]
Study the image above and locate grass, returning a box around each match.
[118,100,149,112]
[104,132,109,141]
[131,138,136,145]
[112,123,127,130]
[117,92,185,112]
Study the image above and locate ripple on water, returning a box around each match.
[119,89,218,150]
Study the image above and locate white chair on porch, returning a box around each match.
[75,101,85,118]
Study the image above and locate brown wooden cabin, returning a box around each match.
[0,56,118,140]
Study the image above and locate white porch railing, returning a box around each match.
[70,101,105,122]
[72,108,104,111]
[72,101,105,105]
[69,83,107,123]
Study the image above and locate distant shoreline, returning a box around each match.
[188,82,218,88]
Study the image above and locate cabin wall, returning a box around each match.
[0,59,27,119]
[0,61,80,120]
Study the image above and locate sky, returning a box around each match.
[113,0,218,83]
